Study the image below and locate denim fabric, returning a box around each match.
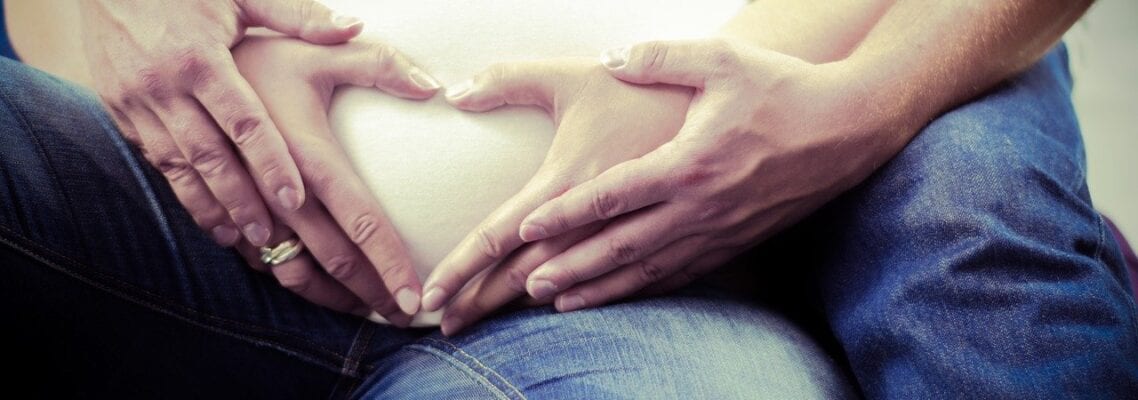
[729,45,1138,398]
[0,57,852,398]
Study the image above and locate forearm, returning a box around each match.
[721,0,895,63]
[832,0,1090,144]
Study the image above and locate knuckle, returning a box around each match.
[475,227,506,259]
[277,271,314,295]
[186,145,230,178]
[637,260,668,284]
[218,196,254,218]
[136,68,171,101]
[375,260,410,283]
[607,237,640,266]
[590,189,624,219]
[706,39,741,75]
[172,47,214,87]
[301,158,337,192]
[639,42,670,75]
[154,154,197,183]
[675,164,713,188]
[323,255,363,281]
[549,212,573,234]
[505,266,530,293]
[369,42,400,79]
[224,112,266,146]
[350,213,382,245]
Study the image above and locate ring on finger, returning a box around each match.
[260,238,306,266]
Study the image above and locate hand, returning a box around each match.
[416,58,694,333]
[230,36,442,321]
[500,39,901,312]
[78,0,371,248]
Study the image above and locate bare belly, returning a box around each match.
[323,0,742,324]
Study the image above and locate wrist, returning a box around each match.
[821,56,932,160]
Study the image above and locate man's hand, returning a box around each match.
[79,0,387,248]
[414,58,693,334]
[229,36,441,321]
[423,40,899,334]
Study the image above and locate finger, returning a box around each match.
[637,249,737,297]
[518,148,678,243]
[258,82,422,317]
[154,97,275,247]
[240,0,364,44]
[446,61,561,113]
[440,224,603,336]
[280,199,410,325]
[420,177,560,313]
[128,107,240,246]
[191,49,307,219]
[525,204,691,300]
[235,241,371,316]
[314,40,441,99]
[600,39,740,88]
[107,104,144,149]
[553,236,707,312]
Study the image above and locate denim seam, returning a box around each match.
[0,81,84,251]
[0,224,351,373]
[330,323,374,399]
[411,337,527,400]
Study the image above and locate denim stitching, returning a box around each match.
[412,337,527,399]
[0,225,349,372]
[0,78,84,251]
[330,323,375,399]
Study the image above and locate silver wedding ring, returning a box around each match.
[260,238,305,266]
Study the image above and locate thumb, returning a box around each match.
[446,62,561,114]
[601,39,739,88]
[240,0,364,45]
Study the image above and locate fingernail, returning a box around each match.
[243,222,270,246]
[332,13,362,29]
[441,315,464,336]
[210,225,240,246]
[557,294,586,312]
[408,68,441,90]
[601,47,630,69]
[364,311,386,323]
[395,287,420,315]
[527,279,559,300]
[421,287,446,311]
[277,186,301,211]
[445,80,473,102]
[519,223,548,242]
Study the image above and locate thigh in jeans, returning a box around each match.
[359,293,858,399]
[0,58,418,398]
[805,45,1138,397]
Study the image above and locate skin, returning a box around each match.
[423,0,1095,335]
[77,0,438,317]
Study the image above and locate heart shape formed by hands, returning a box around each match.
[325,0,742,324]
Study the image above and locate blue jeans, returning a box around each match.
[726,44,1138,397]
[0,43,1134,397]
[0,58,852,398]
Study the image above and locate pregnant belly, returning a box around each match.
[323,0,743,324]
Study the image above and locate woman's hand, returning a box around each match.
[230,36,442,323]
[416,58,694,333]
[78,0,375,248]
